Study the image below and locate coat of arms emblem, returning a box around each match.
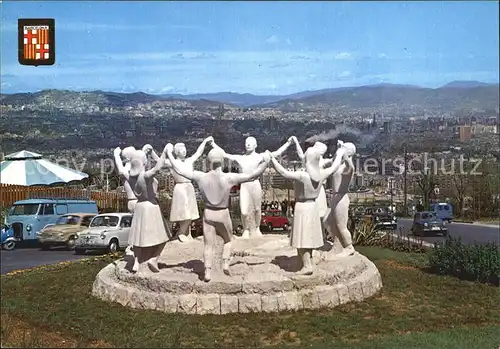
[18,18,55,66]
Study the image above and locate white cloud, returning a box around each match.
[265,35,292,45]
[265,35,279,43]
[158,86,177,93]
[59,23,155,31]
[2,48,497,95]
[76,50,354,64]
[338,71,351,78]
[334,52,354,60]
[0,51,416,82]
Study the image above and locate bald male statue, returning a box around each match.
[211,136,293,238]
[166,142,271,282]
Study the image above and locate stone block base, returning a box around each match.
[92,235,382,314]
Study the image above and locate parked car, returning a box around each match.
[411,211,448,237]
[75,213,132,254]
[349,206,366,223]
[350,206,397,230]
[37,213,96,250]
[260,209,290,232]
[371,207,397,230]
[5,199,98,243]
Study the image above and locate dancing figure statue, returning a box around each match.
[114,146,138,213]
[114,144,162,213]
[147,138,212,242]
[113,146,171,273]
[270,142,345,275]
[115,144,163,256]
[211,136,292,238]
[166,142,270,282]
[290,136,333,230]
[322,140,356,259]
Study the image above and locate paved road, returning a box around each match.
[0,244,98,275]
[396,219,499,246]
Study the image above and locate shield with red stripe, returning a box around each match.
[18,18,55,66]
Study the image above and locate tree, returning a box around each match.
[413,153,438,210]
[451,174,469,217]
[449,159,472,217]
[415,170,437,210]
[472,160,500,218]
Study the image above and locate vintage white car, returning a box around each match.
[74,213,132,254]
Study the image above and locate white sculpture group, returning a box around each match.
[114,136,356,280]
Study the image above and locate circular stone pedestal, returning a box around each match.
[92,234,382,315]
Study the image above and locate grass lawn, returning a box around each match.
[1,247,499,348]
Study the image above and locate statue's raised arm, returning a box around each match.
[144,145,169,179]
[321,157,334,168]
[210,142,242,162]
[316,141,356,180]
[292,137,331,168]
[268,137,294,158]
[166,143,204,182]
[270,152,304,181]
[291,136,305,161]
[228,151,271,185]
[344,154,355,173]
[114,147,128,179]
[316,147,348,181]
[143,144,171,168]
[303,142,348,182]
[187,136,214,163]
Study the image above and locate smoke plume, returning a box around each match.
[305,125,361,143]
[305,125,376,148]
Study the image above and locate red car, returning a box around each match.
[230,184,240,194]
[260,210,290,232]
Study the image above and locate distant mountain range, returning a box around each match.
[440,80,497,88]
[159,81,498,107]
[260,82,499,111]
[0,89,224,109]
[158,87,354,107]
[1,81,498,110]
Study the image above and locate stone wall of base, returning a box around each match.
[92,257,383,315]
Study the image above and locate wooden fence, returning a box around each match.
[0,184,128,212]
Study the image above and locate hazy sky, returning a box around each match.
[1,1,499,95]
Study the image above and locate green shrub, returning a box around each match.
[352,221,387,246]
[352,222,427,254]
[428,236,500,285]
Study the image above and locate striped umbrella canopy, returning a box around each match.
[0,150,89,186]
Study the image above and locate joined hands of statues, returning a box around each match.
[114,147,122,156]
[165,143,174,154]
[204,136,214,145]
[142,144,153,154]
[335,146,348,161]
[262,150,272,163]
